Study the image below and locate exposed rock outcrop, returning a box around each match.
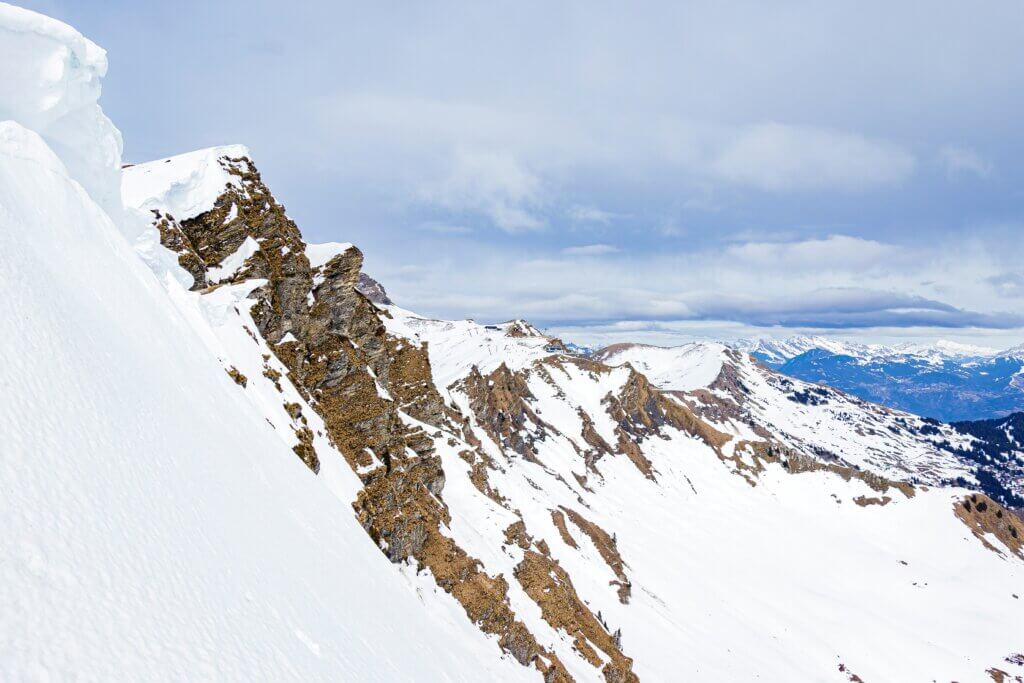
[149,151,608,681]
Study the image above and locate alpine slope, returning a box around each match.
[3,3,1024,682]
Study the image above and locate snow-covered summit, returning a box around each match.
[998,343,1024,361]
[122,144,250,221]
[594,342,728,391]
[732,335,861,364]
[733,334,1008,366]
[383,307,561,390]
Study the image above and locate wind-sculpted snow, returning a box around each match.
[122,144,249,222]
[0,2,122,218]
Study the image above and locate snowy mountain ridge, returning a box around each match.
[4,4,1024,682]
[733,334,1014,366]
[117,139,1024,680]
[732,335,1024,421]
[595,342,1024,507]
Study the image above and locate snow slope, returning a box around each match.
[120,137,1024,681]
[12,5,1021,681]
[384,307,558,391]
[122,143,249,221]
[422,338,1024,682]
[598,343,977,486]
[593,342,728,391]
[0,6,528,681]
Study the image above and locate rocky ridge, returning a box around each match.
[123,148,1024,682]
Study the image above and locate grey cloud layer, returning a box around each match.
[375,234,1024,334]
[30,0,1024,343]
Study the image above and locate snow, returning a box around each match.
[206,235,260,284]
[932,339,1001,357]
[598,342,726,391]
[733,334,859,364]
[431,329,1024,682]
[0,7,529,680]
[8,5,1020,681]
[121,144,249,222]
[305,241,353,269]
[385,306,555,392]
[0,2,122,218]
[735,334,1008,365]
[601,342,976,484]
[998,343,1024,361]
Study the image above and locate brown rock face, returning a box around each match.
[516,549,638,683]
[151,151,578,681]
[152,210,208,288]
[560,506,631,604]
[956,493,1022,558]
[457,363,552,463]
[605,367,731,457]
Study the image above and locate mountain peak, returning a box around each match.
[122,144,252,222]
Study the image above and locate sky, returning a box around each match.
[21,0,1024,348]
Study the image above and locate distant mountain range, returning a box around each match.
[734,335,1024,422]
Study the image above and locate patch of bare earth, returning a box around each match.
[560,506,631,603]
[955,494,1023,559]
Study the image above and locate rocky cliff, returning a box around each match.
[121,148,1024,682]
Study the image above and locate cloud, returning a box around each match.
[711,124,916,192]
[375,231,1024,340]
[939,145,993,179]
[562,244,619,256]
[29,0,1024,351]
[418,148,544,232]
[568,205,616,224]
[687,287,1024,329]
[986,272,1024,298]
[724,235,893,271]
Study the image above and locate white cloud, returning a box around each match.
[315,93,924,235]
[939,145,993,179]
[562,243,619,256]
[418,148,544,232]
[987,272,1024,298]
[375,231,1024,337]
[711,124,916,192]
[725,235,894,270]
[567,205,616,224]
